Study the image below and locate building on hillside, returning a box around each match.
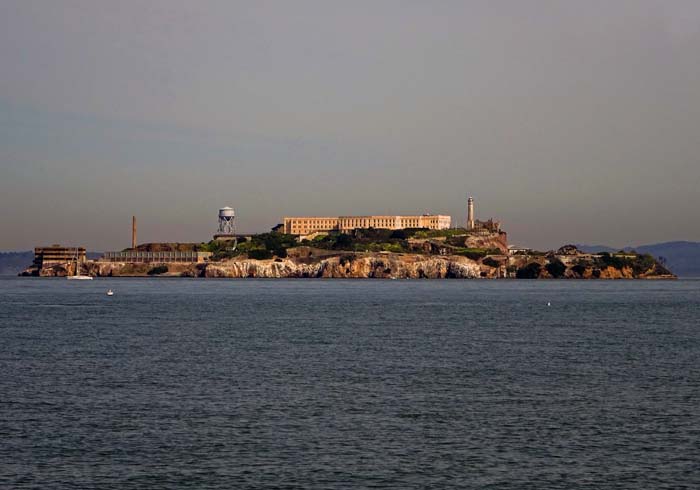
[471,218,502,234]
[464,196,501,234]
[508,245,532,255]
[100,251,212,263]
[34,245,86,267]
[283,214,451,236]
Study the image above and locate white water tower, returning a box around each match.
[214,206,236,240]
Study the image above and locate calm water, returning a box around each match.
[1,277,699,489]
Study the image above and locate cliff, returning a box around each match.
[203,253,484,279]
[72,253,486,279]
[22,248,675,279]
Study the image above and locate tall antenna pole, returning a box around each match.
[132,216,137,250]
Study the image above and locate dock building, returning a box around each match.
[34,245,86,267]
[283,214,451,236]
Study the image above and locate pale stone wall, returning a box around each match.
[284,217,341,235]
[283,215,451,235]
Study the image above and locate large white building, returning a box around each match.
[283,214,451,236]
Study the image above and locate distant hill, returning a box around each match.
[0,251,102,276]
[577,241,700,277]
[0,252,34,276]
[634,242,700,277]
[575,244,618,254]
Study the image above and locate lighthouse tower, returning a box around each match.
[467,196,475,230]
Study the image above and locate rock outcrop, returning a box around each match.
[463,232,509,253]
[20,250,675,280]
[200,253,487,279]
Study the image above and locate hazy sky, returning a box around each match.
[1,0,699,251]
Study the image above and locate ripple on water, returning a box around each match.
[0,277,699,489]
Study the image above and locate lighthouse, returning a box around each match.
[467,196,475,230]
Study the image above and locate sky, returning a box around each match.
[1,0,699,251]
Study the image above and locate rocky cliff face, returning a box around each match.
[202,253,487,279]
[463,232,509,253]
[21,250,675,279]
[506,253,675,279]
[84,261,197,277]
[27,254,489,279]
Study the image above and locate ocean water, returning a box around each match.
[1,277,699,489]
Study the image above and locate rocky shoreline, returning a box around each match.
[22,249,676,279]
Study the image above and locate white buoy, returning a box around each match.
[106,290,114,296]
[547,301,551,306]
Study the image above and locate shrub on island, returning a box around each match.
[248,249,273,260]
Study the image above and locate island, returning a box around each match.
[21,228,675,279]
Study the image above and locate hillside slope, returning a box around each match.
[0,252,33,276]
[635,242,700,277]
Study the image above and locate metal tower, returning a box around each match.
[217,207,236,236]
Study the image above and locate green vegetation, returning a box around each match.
[247,249,273,260]
[596,252,657,275]
[309,229,411,253]
[202,227,506,263]
[147,265,169,275]
[482,257,501,268]
[631,254,658,275]
[200,240,235,260]
[203,233,298,260]
[239,233,296,258]
[410,228,469,239]
[596,252,628,270]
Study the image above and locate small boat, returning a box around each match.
[106,290,114,296]
[67,274,93,280]
[67,248,93,280]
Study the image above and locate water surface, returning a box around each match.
[1,277,699,488]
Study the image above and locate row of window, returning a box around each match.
[104,252,210,258]
[287,217,450,233]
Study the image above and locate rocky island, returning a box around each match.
[22,228,675,279]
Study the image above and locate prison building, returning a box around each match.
[283,214,451,236]
[101,251,212,263]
